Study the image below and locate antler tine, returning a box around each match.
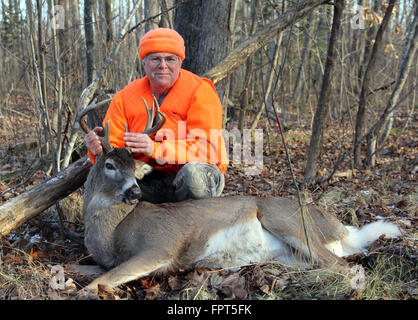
[79,99,97,135]
[141,97,154,133]
[141,96,166,135]
[152,95,165,125]
[100,120,114,153]
[79,103,113,154]
[79,116,92,135]
[125,123,132,154]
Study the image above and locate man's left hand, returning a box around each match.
[123,133,155,157]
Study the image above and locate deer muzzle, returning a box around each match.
[122,184,142,205]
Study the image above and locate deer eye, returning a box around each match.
[105,163,115,170]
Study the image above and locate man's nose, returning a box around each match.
[158,59,168,68]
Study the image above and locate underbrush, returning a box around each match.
[0,104,416,300]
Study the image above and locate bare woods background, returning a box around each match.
[0,0,416,179]
[0,0,416,300]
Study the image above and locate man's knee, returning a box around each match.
[173,162,225,201]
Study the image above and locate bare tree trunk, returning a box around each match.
[105,0,114,52]
[160,0,174,28]
[353,0,397,168]
[250,33,282,131]
[238,0,260,131]
[36,0,53,164]
[293,11,314,105]
[99,0,114,86]
[57,0,68,104]
[304,0,344,185]
[84,0,94,85]
[67,0,81,95]
[366,4,417,166]
[174,0,233,94]
[144,0,159,32]
[357,0,381,90]
[48,0,64,173]
[222,0,238,128]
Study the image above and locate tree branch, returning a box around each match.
[204,0,327,84]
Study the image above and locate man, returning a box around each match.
[84,28,228,203]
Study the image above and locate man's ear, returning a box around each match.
[134,160,154,180]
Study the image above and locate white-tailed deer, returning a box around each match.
[79,97,401,292]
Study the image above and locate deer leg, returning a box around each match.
[82,255,172,292]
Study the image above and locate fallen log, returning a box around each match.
[0,156,92,237]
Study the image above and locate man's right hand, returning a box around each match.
[84,127,103,156]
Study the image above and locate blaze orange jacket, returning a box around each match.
[88,69,229,174]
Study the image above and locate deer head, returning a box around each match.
[80,95,166,205]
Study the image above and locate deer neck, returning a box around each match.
[83,198,136,268]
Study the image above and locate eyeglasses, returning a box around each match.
[146,55,181,67]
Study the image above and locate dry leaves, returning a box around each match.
[48,265,76,298]
[209,272,248,299]
[1,100,416,300]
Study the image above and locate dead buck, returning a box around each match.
[79,96,401,292]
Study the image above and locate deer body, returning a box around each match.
[80,97,401,292]
[83,183,345,289]
[82,148,401,291]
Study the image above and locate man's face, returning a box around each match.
[143,52,182,92]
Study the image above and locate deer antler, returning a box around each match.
[124,96,166,153]
[79,112,114,153]
[141,95,166,135]
[80,95,166,154]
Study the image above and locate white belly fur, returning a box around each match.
[195,218,291,268]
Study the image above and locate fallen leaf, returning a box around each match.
[355,197,367,207]
[29,248,38,259]
[140,279,156,290]
[168,276,185,291]
[64,278,77,292]
[139,278,164,299]
[349,265,367,292]
[186,270,206,286]
[3,254,23,265]
[97,284,118,300]
[272,275,290,291]
[260,284,270,295]
[396,199,409,208]
[145,282,164,300]
[210,273,248,299]
[49,265,66,290]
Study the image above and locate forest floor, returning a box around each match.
[0,96,416,300]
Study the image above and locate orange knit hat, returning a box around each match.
[139,28,185,60]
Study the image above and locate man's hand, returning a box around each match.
[124,133,155,157]
[84,127,103,156]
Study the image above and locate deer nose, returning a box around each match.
[124,184,142,204]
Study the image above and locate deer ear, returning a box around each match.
[134,160,154,180]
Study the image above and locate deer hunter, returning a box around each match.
[84,28,228,204]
